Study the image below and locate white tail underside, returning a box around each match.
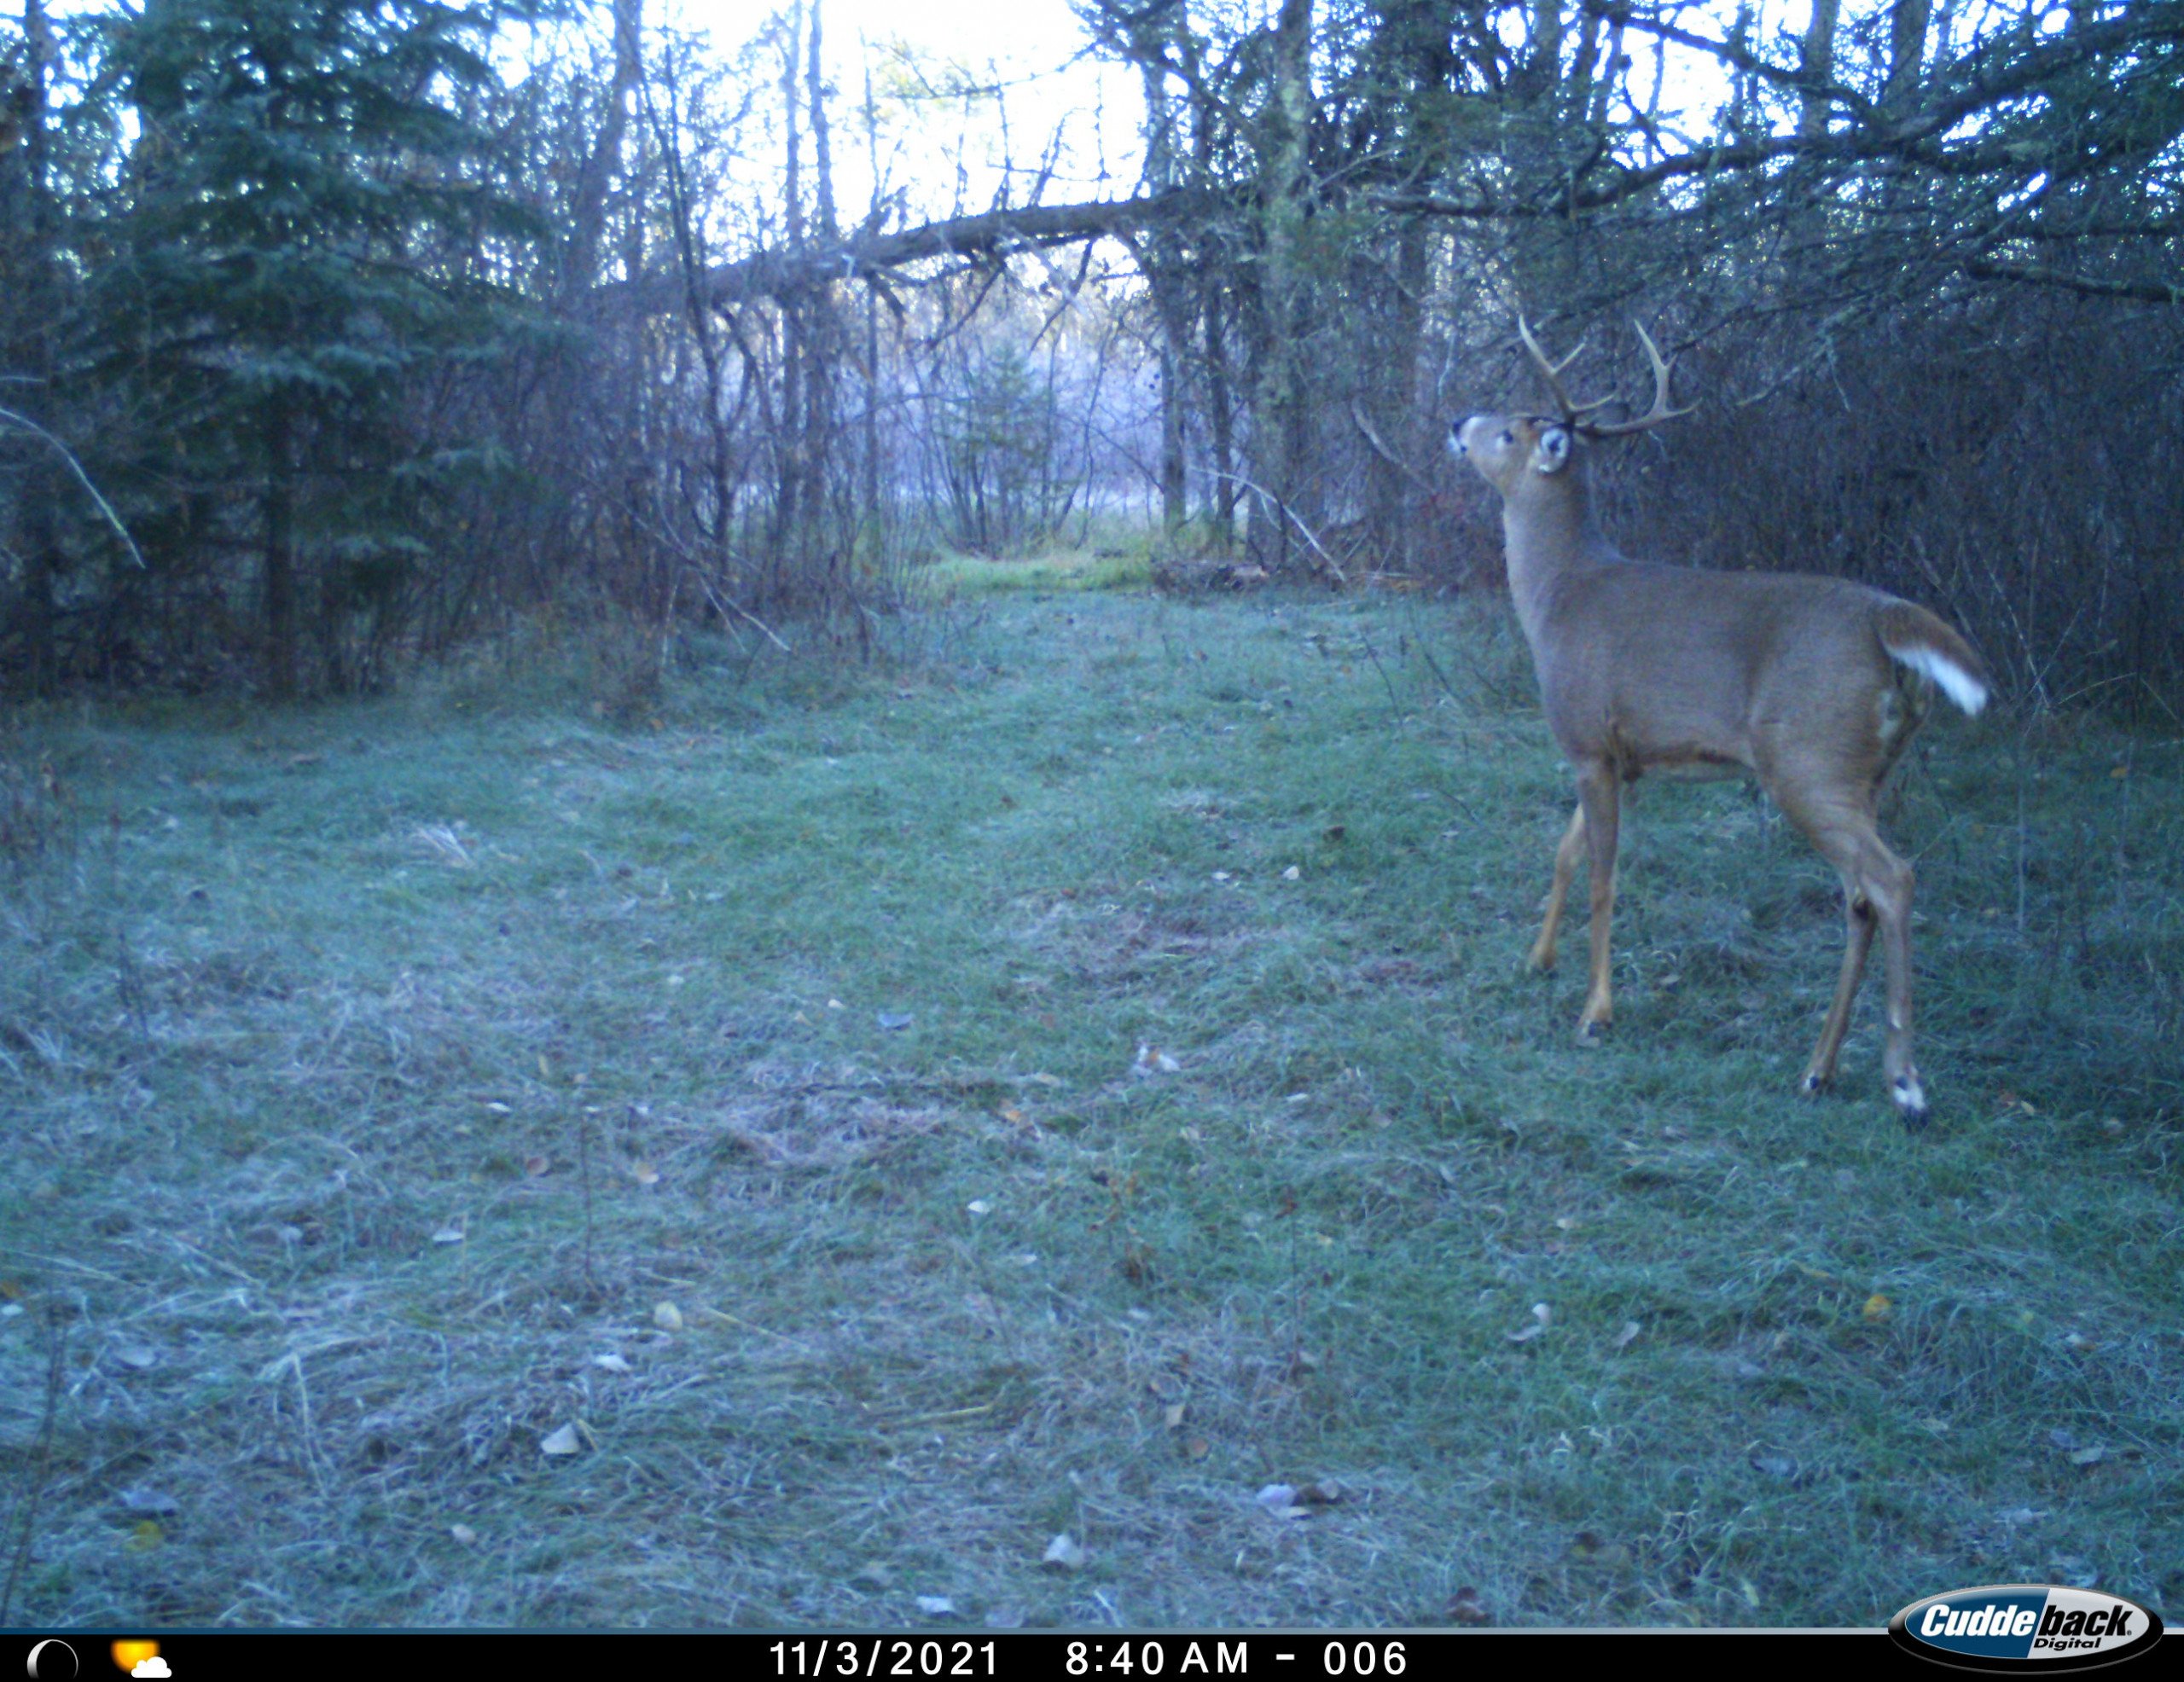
[1885,642,1989,716]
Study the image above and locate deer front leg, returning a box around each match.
[1575,767,1621,1041]
[1529,803,1586,972]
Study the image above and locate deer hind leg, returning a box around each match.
[1780,792,1925,1123]
[1866,835,1924,1123]
[1802,878,1879,1095]
[1575,767,1621,1041]
[1529,803,1587,972]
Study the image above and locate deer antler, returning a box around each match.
[1579,322,1697,438]
[1517,318,1695,437]
[1517,316,1612,421]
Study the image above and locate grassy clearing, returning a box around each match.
[917,543,1157,599]
[2,586,2179,1630]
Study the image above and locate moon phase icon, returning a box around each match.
[26,1641,78,1681]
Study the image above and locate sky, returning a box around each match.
[659,0,1150,220]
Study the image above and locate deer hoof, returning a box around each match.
[1576,1016,1612,1044]
[1891,1074,1929,1129]
[1527,949,1557,974]
[1799,1070,1832,1098]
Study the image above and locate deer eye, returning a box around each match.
[1499,430,1513,444]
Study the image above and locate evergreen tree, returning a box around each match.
[103,0,544,693]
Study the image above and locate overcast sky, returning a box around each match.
[661,0,1148,222]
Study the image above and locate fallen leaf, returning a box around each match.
[1282,865,1301,880]
[2066,1445,2109,1467]
[450,1523,478,1546]
[1507,1302,1551,1343]
[1613,1320,1641,1350]
[539,1422,585,1456]
[592,1353,631,1373]
[915,1595,955,1618]
[1862,1292,1894,1321]
[1041,1534,1086,1571]
[1569,1531,1634,1570]
[876,1012,915,1032]
[653,1302,684,1331]
[1449,1586,1491,1625]
[1182,1436,1211,1459]
[125,1520,163,1552]
[1751,1455,1800,1481]
[431,1224,464,1245]
[1132,1043,1182,1076]
[117,1487,179,1514]
[1255,1483,1298,1511]
[1164,1402,1188,1430]
[967,1199,994,1217]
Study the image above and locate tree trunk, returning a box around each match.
[569,0,643,293]
[262,409,298,699]
[7,0,65,692]
[802,0,838,588]
[1799,0,1842,139]
[1884,0,1932,119]
[1136,33,1191,534]
[1246,0,1319,576]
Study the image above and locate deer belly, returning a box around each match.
[1640,753,1748,784]
[1601,719,1751,784]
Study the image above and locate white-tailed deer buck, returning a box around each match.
[1451,320,1989,1124]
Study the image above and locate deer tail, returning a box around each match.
[1876,600,1990,716]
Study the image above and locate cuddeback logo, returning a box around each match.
[1889,1585,2164,1672]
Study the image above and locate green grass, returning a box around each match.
[2,589,2180,1629]
[917,542,1156,598]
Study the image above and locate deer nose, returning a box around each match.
[1449,418,1469,458]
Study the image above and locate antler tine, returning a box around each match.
[1516,316,1612,422]
[1578,322,1698,438]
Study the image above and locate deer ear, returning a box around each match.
[1531,426,1572,475]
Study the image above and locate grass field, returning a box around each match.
[3,573,2180,1629]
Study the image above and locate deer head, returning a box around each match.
[1450,318,1693,500]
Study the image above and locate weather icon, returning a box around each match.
[129,1664,168,1680]
[106,1646,163,1679]
[26,1640,78,1681]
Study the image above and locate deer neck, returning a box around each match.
[1502,476,1616,639]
